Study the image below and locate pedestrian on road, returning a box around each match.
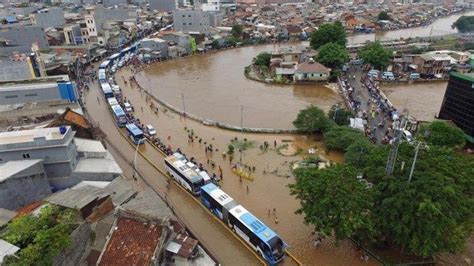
[246,185,249,194]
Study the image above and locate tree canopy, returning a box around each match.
[292,105,334,133]
[231,24,243,39]
[310,21,347,50]
[2,205,78,265]
[316,43,350,70]
[291,105,474,258]
[377,11,391,21]
[418,121,466,148]
[324,125,366,151]
[290,165,377,241]
[452,16,474,33]
[358,41,392,70]
[253,52,271,67]
[328,105,353,126]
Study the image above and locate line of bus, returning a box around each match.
[164,154,288,264]
[111,104,127,127]
[201,183,287,265]
[164,152,211,196]
[125,123,145,145]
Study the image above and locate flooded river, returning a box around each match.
[348,10,474,44]
[381,81,447,122]
[138,44,340,130]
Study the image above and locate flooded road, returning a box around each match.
[348,11,474,44]
[138,44,340,130]
[89,65,379,266]
[381,82,447,122]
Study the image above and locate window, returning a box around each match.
[25,93,38,97]
[22,153,30,159]
[5,95,18,99]
[188,23,192,25]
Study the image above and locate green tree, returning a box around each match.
[375,173,473,257]
[253,52,271,67]
[310,21,347,50]
[290,165,377,241]
[452,16,474,33]
[418,121,465,148]
[324,126,366,151]
[377,11,391,21]
[292,105,333,133]
[358,41,392,70]
[328,105,353,126]
[231,24,243,39]
[345,139,374,168]
[316,43,350,70]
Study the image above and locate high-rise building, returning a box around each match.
[438,72,474,137]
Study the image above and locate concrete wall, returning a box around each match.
[103,0,127,7]
[140,39,169,58]
[0,25,49,55]
[173,10,210,35]
[53,222,92,266]
[0,162,51,211]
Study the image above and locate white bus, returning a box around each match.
[164,153,210,196]
[200,183,288,264]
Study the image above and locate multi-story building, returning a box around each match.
[85,6,137,45]
[140,37,169,59]
[103,0,127,7]
[173,9,211,35]
[0,77,77,106]
[0,159,52,211]
[30,7,65,29]
[438,72,474,138]
[64,24,83,45]
[413,53,452,75]
[149,0,176,12]
[0,25,49,55]
[0,126,79,178]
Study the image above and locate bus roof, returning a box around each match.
[109,53,121,60]
[111,104,125,116]
[165,153,202,183]
[107,97,118,105]
[101,82,112,90]
[125,123,143,136]
[121,46,131,53]
[201,183,234,205]
[229,205,277,243]
[100,60,111,68]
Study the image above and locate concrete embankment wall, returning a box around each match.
[136,79,299,134]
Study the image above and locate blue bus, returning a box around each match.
[99,60,111,70]
[201,183,287,264]
[100,83,114,98]
[111,104,127,127]
[125,123,145,145]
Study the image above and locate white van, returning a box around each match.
[123,102,133,113]
[401,130,413,142]
[146,125,156,136]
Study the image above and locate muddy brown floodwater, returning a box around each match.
[381,82,447,122]
[137,44,341,129]
[104,61,379,265]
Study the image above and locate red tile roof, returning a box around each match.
[15,201,43,217]
[98,217,163,266]
[63,109,91,129]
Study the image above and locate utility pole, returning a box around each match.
[408,141,427,182]
[132,143,139,181]
[240,105,244,131]
[385,116,405,175]
[181,93,186,115]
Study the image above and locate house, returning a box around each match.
[294,59,331,82]
[165,233,199,263]
[413,53,452,75]
[47,184,113,221]
[47,108,105,140]
[140,37,169,60]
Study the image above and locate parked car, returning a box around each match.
[123,102,133,113]
[382,71,395,80]
[409,73,420,80]
[401,130,413,142]
[368,70,380,78]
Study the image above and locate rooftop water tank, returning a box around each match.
[59,126,67,135]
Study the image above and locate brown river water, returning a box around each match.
[137,44,341,130]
